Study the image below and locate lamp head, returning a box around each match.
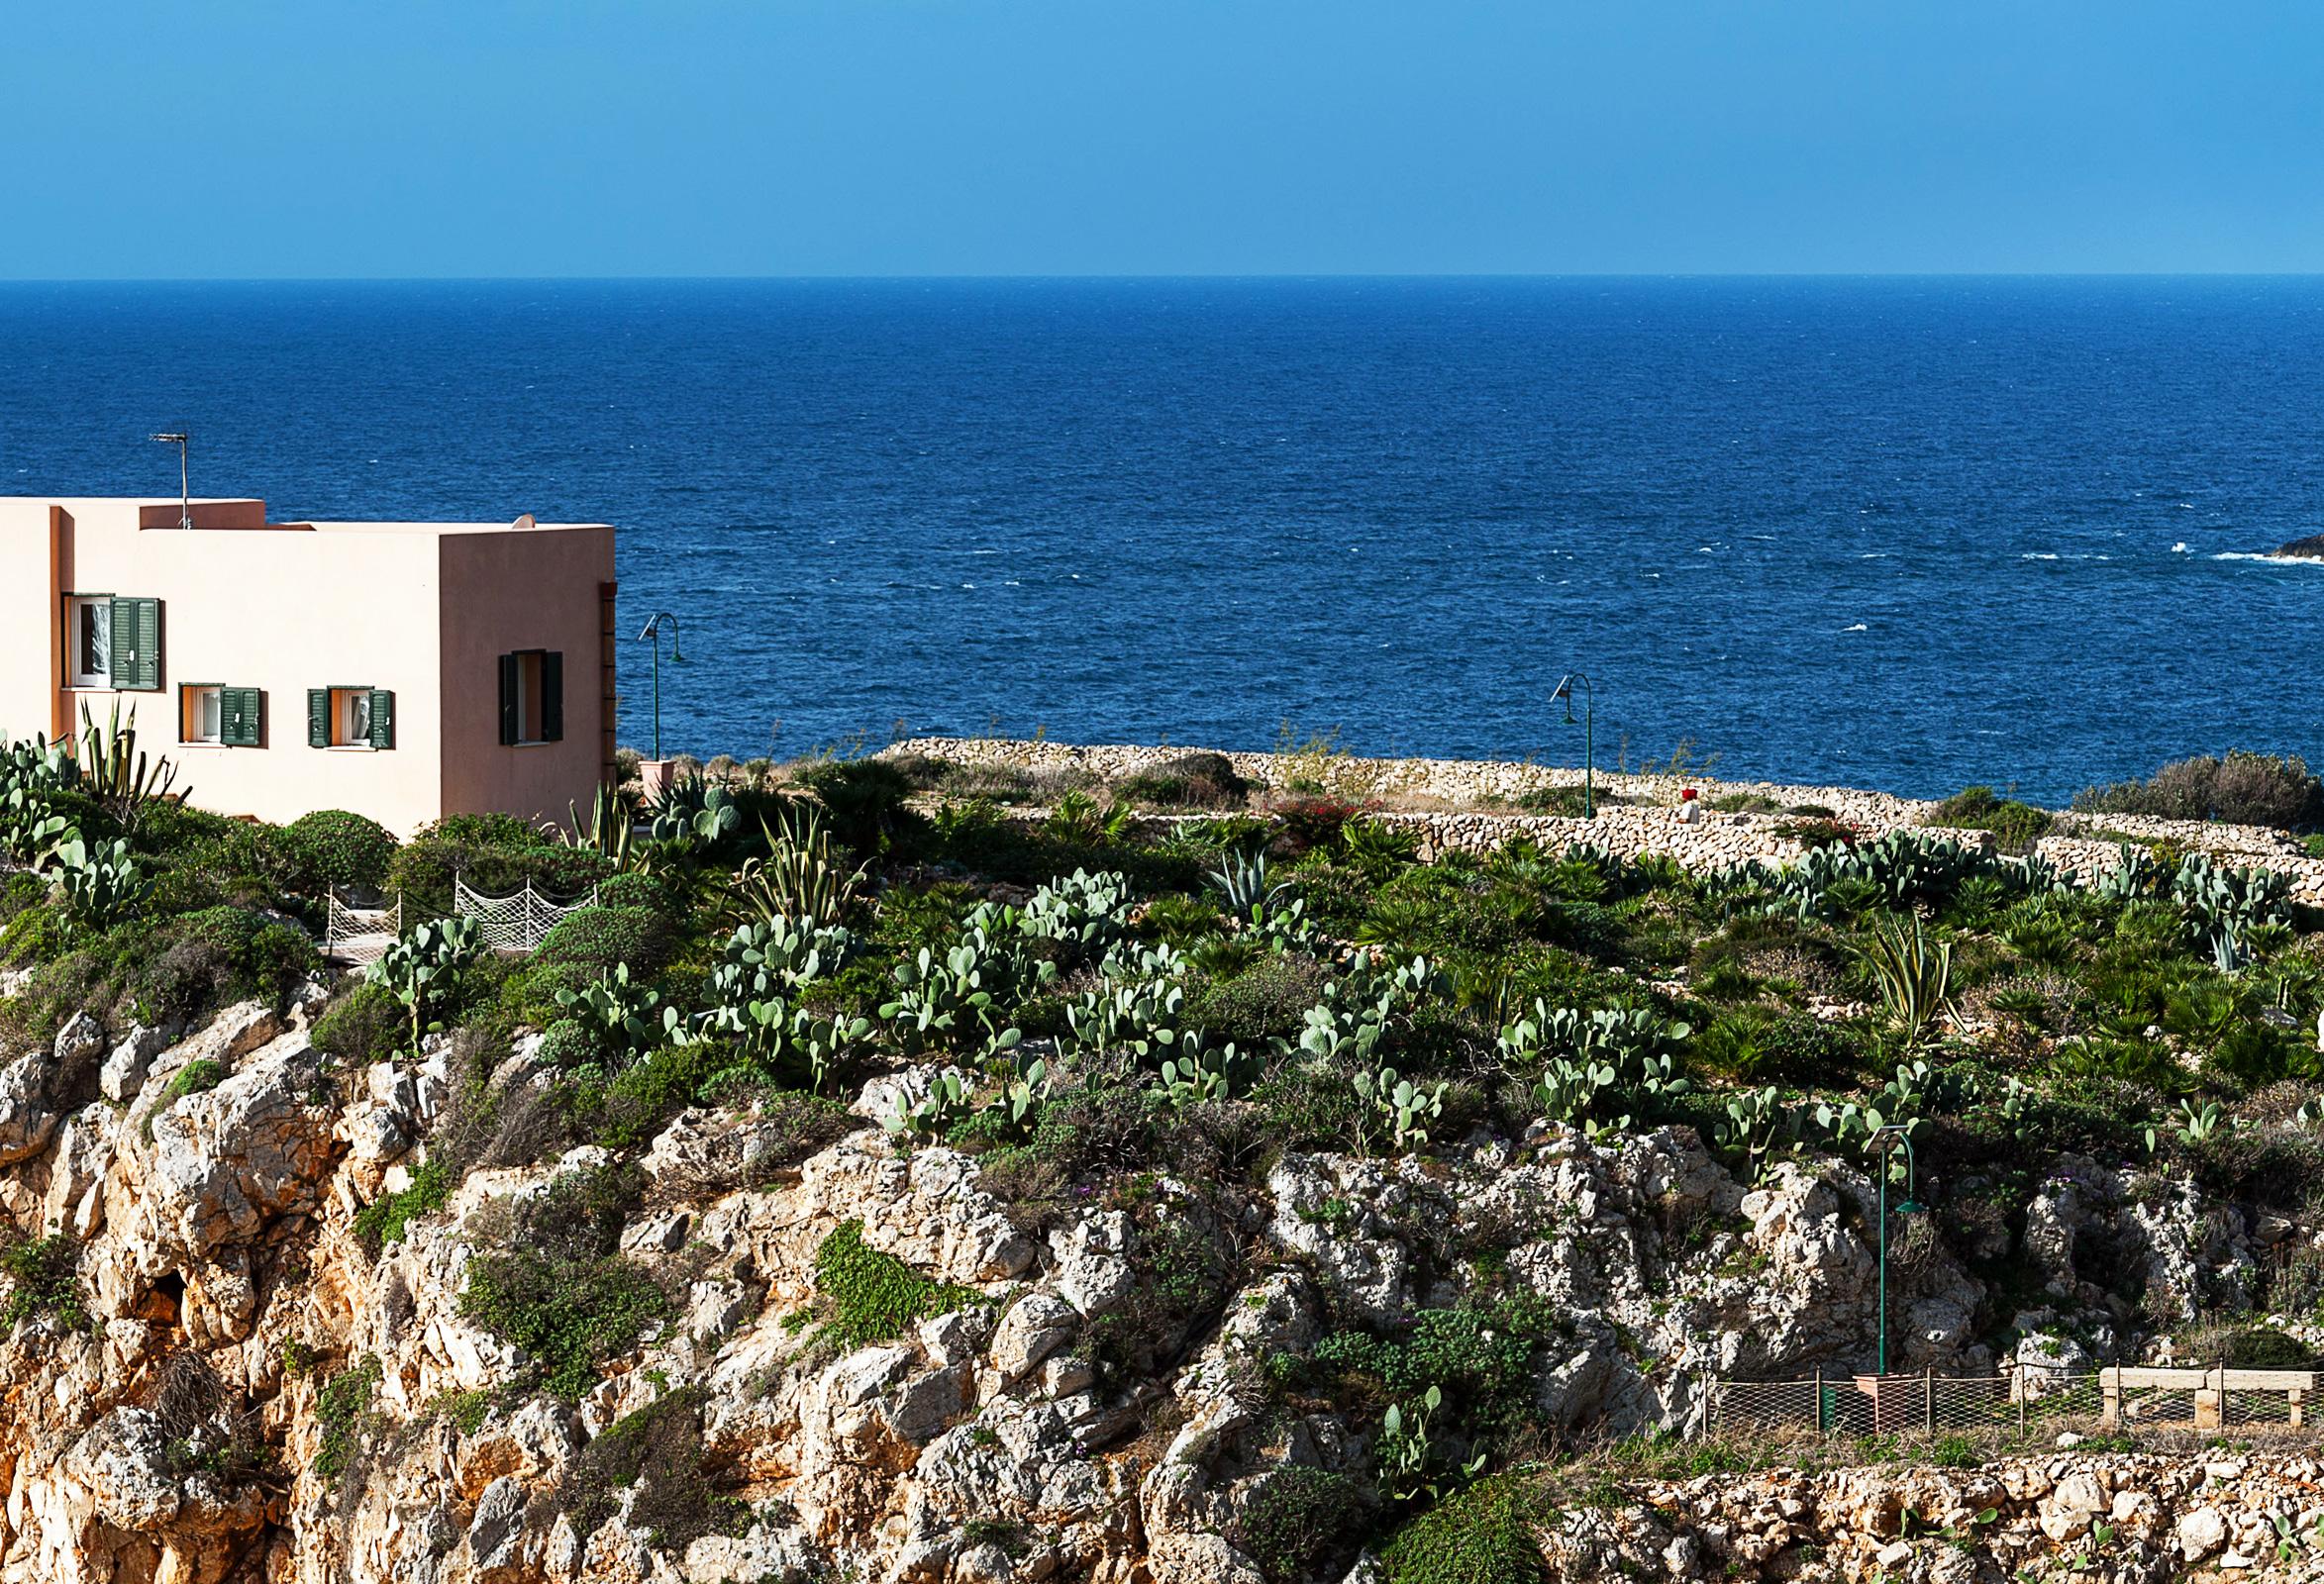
[638,612,684,662]
[1553,673,1576,724]
[151,433,188,446]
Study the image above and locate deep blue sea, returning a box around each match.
[1,277,2319,804]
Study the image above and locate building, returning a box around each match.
[0,497,617,836]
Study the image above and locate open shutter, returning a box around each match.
[368,689,395,749]
[307,689,330,747]
[108,598,159,690]
[108,599,137,686]
[227,688,262,746]
[540,651,564,742]
[498,654,520,744]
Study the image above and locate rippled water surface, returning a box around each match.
[2,277,2319,802]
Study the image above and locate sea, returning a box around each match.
[1,276,2319,806]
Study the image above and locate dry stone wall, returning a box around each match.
[886,737,2324,902]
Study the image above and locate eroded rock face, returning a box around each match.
[0,998,2266,1584]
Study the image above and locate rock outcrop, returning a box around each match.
[0,995,2294,1584]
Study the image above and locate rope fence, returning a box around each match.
[1705,1366,2322,1440]
[454,875,599,954]
[324,891,400,967]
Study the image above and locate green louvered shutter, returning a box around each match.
[540,651,564,742]
[108,598,159,690]
[307,689,330,748]
[225,688,262,747]
[368,689,395,749]
[498,654,520,744]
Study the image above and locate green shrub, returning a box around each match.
[1707,792,1779,814]
[311,981,407,1066]
[809,1220,983,1351]
[285,810,399,891]
[1237,1466,1367,1583]
[1514,785,1594,817]
[385,836,609,920]
[1380,1473,1550,1584]
[314,1354,381,1480]
[354,1157,452,1252]
[791,756,919,855]
[0,1234,92,1332]
[457,1166,667,1399]
[552,1385,748,1545]
[161,1058,228,1105]
[1927,785,2054,849]
[419,812,555,849]
[534,906,672,977]
[1118,752,1252,809]
[2074,752,2324,831]
[594,870,675,916]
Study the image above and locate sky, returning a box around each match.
[3,1,2321,278]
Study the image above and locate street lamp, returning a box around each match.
[151,433,191,530]
[1552,672,1596,818]
[636,612,683,762]
[1870,1123,1924,1377]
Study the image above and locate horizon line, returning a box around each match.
[5,269,2324,287]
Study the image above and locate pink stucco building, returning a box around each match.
[0,497,618,836]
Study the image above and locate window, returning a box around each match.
[498,650,563,745]
[63,596,160,690]
[308,687,395,749]
[181,685,260,746]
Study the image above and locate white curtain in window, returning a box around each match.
[78,603,110,680]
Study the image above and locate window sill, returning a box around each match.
[325,744,380,752]
[509,740,559,749]
[176,742,241,751]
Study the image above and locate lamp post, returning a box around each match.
[636,612,683,762]
[151,433,191,530]
[1553,672,1596,818]
[1870,1124,1923,1376]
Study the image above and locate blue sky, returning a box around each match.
[4,1,2320,277]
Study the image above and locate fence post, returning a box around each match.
[2018,1370,2028,1436]
[1814,1365,1825,1436]
[1925,1366,1934,1436]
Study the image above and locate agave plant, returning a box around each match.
[1208,848,1292,916]
[735,805,869,925]
[558,783,639,869]
[74,702,185,833]
[1857,912,1954,1050]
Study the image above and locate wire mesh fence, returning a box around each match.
[1705,1367,2320,1441]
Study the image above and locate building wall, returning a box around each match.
[437,526,617,829]
[0,499,617,837]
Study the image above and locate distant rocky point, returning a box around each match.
[2274,533,2324,559]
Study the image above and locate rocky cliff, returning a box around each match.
[0,989,2287,1584]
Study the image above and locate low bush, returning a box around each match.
[0,1233,92,1332]
[2074,751,2324,831]
[1379,1472,1550,1584]
[285,810,399,891]
[1514,785,1594,817]
[354,1157,452,1253]
[1236,1466,1368,1583]
[534,906,673,978]
[808,1220,984,1351]
[311,981,407,1066]
[1927,785,2053,849]
[791,756,919,856]
[386,836,609,920]
[551,1385,748,1546]
[1118,751,1252,809]
[457,1165,668,1398]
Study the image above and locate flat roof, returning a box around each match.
[4,497,610,534]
